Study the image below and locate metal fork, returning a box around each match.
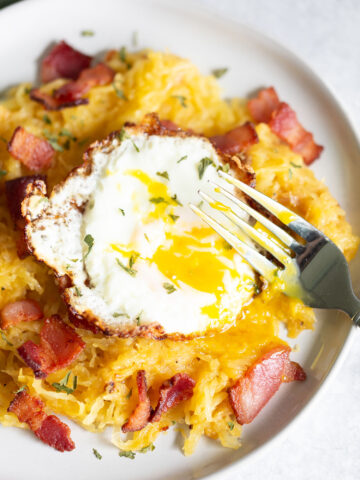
[189,171,360,326]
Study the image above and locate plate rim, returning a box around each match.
[0,1,359,479]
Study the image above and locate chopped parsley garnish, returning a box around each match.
[74,286,82,297]
[59,128,77,141]
[24,87,31,95]
[169,214,179,222]
[119,450,136,459]
[144,233,150,242]
[43,114,51,125]
[92,448,102,460]
[119,46,127,63]
[78,137,90,147]
[116,258,137,276]
[217,163,230,173]
[150,197,168,204]
[228,421,235,430]
[117,129,140,152]
[197,200,204,208]
[118,208,125,216]
[288,168,293,179]
[135,311,143,325]
[81,30,95,36]
[156,171,169,180]
[290,162,302,168]
[172,95,187,108]
[84,234,94,259]
[0,136,7,144]
[139,443,155,453]
[171,194,182,206]
[163,282,176,294]
[222,241,232,250]
[113,83,127,100]
[177,155,187,163]
[113,312,130,318]
[15,386,27,394]
[43,129,64,152]
[131,140,140,152]
[129,252,140,269]
[0,170,7,177]
[52,371,78,395]
[0,330,13,346]
[212,67,228,79]
[197,157,214,179]
[126,388,132,399]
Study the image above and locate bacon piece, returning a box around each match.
[159,119,181,132]
[16,230,31,259]
[248,88,323,165]
[210,122,259,155]
[228,346,306,425]
[18,315,85,378]
[269,103,323,165]
[282,360,306,382]
[150,373,195,423]
[7,127,54,172]
[247,86,280,123]
[31,63,114,111]
[8,390,75,451]
[122,370,151,433]
[41,40,92,84]
[5,175,46,229]
[0,299,43,330]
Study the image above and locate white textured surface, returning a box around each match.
[194,1,360,479]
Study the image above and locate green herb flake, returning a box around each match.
[0,170,7,177]
[15,386,26,394]
[135,311,142,326]
[118,208,125,216]
[131,139,140,152]
[288,168,293,179]
[84,233,94,259]
[119,46,127,63]
[212,67,228,79]
[171,194,182,206]
[144,233,150,242]
[52,371,77,395]
[290,162,302,169]
[171,420,176,425]
[119,450,136,459]
[132,31,138,47]
[43,114,52,125]
[0,136,8,144]
[139,443,155,453]
[24,87,31,95]
[156,171,169,180]
[228,421,235,431]
[113,312,130,318]
[92,448,102,460]
[117,128,127,142]
[126,388,132,399]
[74,286,82,297]
[43,129,64,152]
[163,282,176,294]
[78,137,90,147]
[129,252,140,269]
[217,163,230,173]
[149,197,168,204]
[113,83,127,100]
[81,30,95,37]
[116,258,137,276]
[169,214,179,223]
[0,330,13,347]
[222,241,232,250]
[59,128,77,141]
[172,95,187,108]
[197,200,204,208]
[177,155,187,164]
[197,157,214,179]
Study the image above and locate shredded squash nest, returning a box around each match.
[0,50,358,455]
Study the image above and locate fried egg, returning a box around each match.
[23,115,256,338]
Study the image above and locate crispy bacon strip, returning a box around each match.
[8,390,75,451]
[7,127,54,172]
[229,346,306,425]
[210,122,259,155]
[247,86,280,123]
[41,40,92,83]
[5,175,46,229]
[159,119,181,132]
[18,315,85,378]
[248,87,323,165]
[269,102,324,165]
[122,370,151,433]
[150,373,195,423]
[31,63,114,111]
[0,299,43,330]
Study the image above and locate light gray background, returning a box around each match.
[194,1,360,479]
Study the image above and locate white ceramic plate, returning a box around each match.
[1,0,359,479]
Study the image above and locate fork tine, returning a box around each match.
[198,190,291,265]
[211,181,300,250]
[218,170,320,242]
[189,204,278,281]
